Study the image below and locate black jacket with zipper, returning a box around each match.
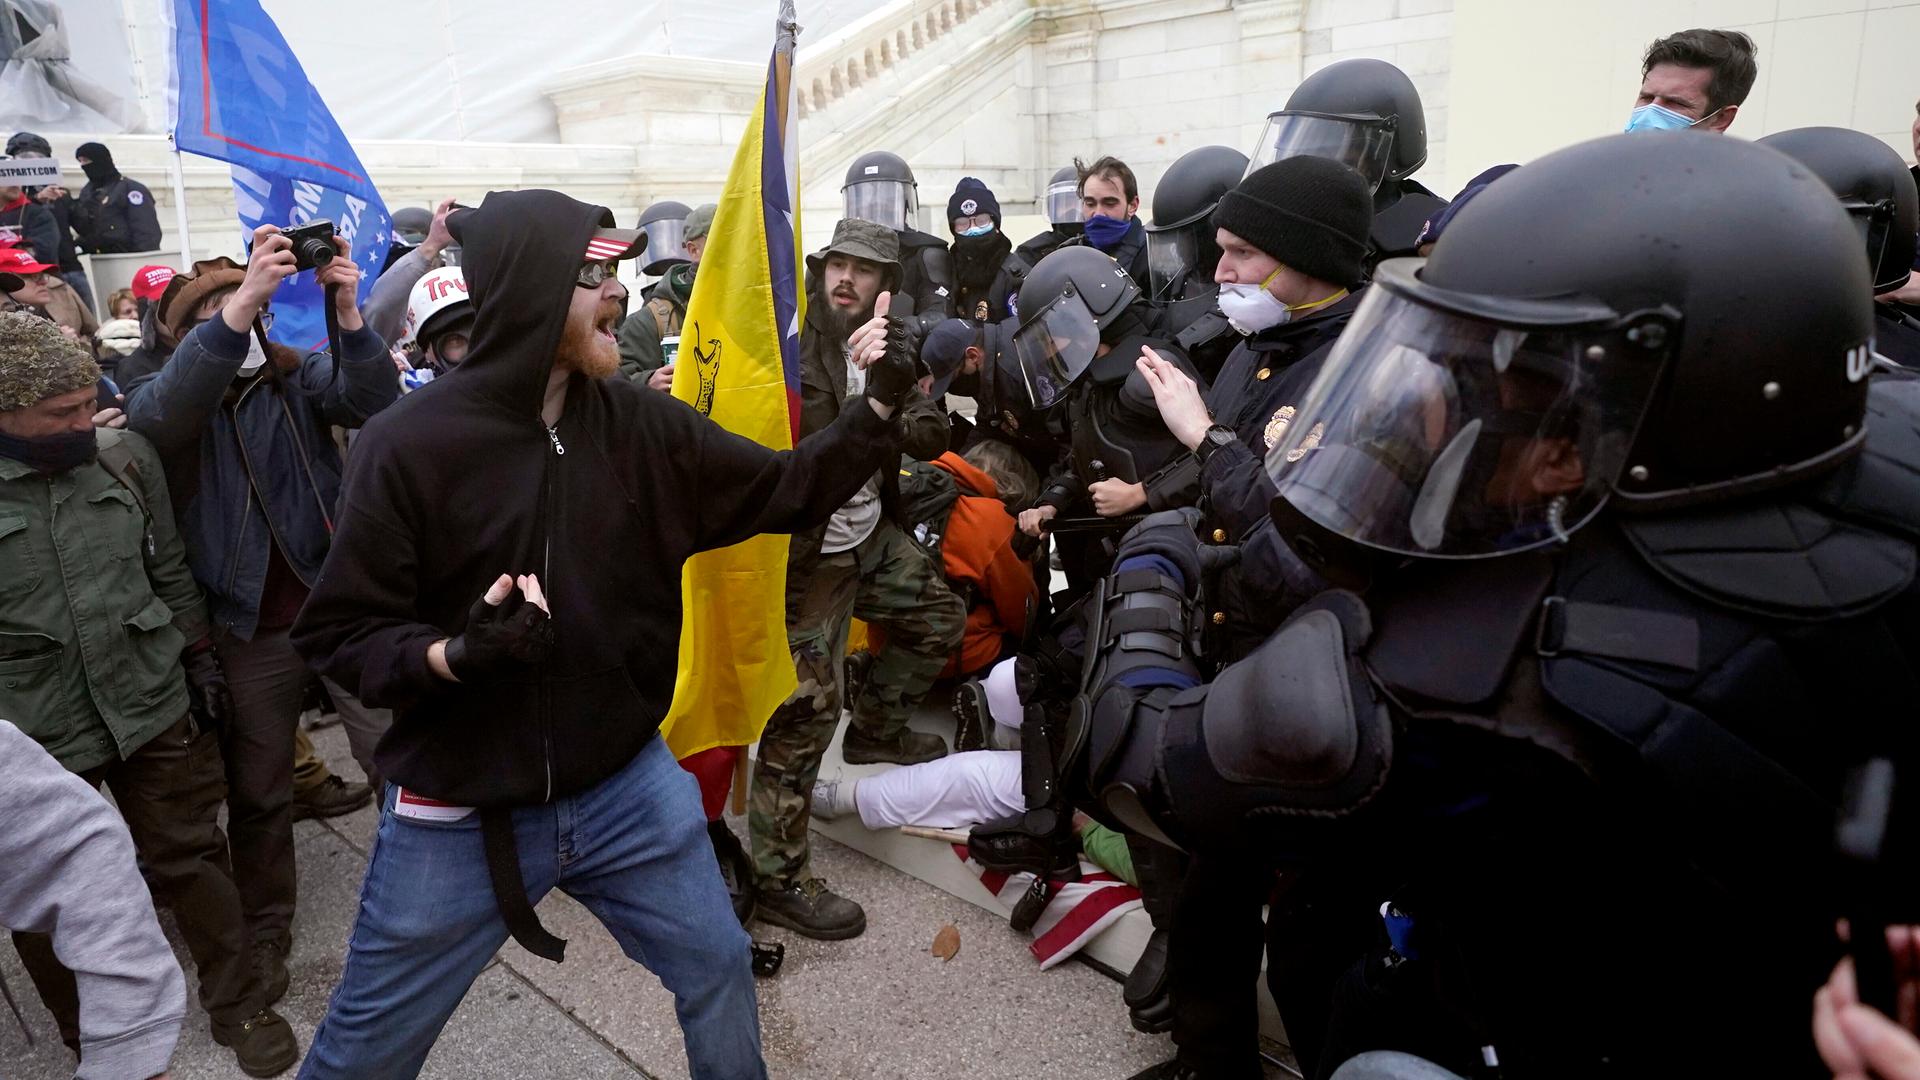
[291,189,899,806]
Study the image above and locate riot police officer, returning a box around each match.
[1759,126,1920,368]
[1064,133,1920,1076]
[634,199,692,275]
[1009,165,1086,288]
[842,150,955,325]
[1009,246,1197,594]
[1142,144,1248,382]
[1249,58,1446,261]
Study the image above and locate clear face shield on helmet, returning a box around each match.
[1146,226,1200,302]
[1047,177,1085,226]
[1011,286,1104,410]
[1265,261,1676,559]
[843,180,917,232]
[1246,111,1398,192]
[639,217,687,274]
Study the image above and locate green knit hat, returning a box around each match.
[0,311,101,411]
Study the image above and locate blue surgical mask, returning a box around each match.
[1624,101,1718,134]
[959,223,995,238]
[1082,213,1134,251]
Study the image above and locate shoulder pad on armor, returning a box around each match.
[1175,309,1233,351]
[1202,590,1391,816]
[1812,376,1920,542]
[1622,381,1920,620]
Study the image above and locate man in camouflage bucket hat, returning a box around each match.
[0,311,300,1075]
[748,218,963,940]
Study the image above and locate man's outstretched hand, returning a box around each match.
[430,574,555,682]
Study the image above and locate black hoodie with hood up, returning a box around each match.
[292,189,897,806]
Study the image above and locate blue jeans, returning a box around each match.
[299,737,765,1079]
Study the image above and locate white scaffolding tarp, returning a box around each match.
[1,0,892,144]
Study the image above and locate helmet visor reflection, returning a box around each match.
[640,218,687,274]
[1047,178,1085,225]
[844,181,914,231]
[1246,112,1396,192]
[1011,289,1103,410]
[1146,228,1200,302]
[1267,269,1670,558]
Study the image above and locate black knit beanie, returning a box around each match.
[1212,156,1373,288]
[947,177,1001,232]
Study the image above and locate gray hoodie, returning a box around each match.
[0,720,184,1079]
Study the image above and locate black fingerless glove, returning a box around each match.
[864,315,919,409]
[444,591,555,681]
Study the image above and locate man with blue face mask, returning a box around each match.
[1624,28,1756,134]
[1061,156,1152,288]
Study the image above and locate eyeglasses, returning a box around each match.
[952,213,995,233]
[576,260,618,288]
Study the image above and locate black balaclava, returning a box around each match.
[75,143,119,187]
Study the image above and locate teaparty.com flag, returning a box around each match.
[167,0,390,351]
[659,0,805,760]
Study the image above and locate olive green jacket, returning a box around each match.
[0,429,209,772]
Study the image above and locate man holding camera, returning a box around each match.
[125,224,398,1006]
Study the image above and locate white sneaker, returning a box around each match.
[810,774,850,821]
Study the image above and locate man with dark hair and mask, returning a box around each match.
[946,177,1022,325]
[1625,27,1757,134]
[1059,156,1151,287]
[1250,58,1447,262]
[288,189,920,1076]
[69,142,161,255]
[0,311,299,1076]
[123,229,396,1010]
[1055,131,1920,1077]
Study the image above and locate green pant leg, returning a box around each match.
[846,521,967,741]
[750,551,860,887]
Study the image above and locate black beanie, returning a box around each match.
[947,177,1001,233]
[1212,156,1373,288]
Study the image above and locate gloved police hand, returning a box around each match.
[181,640,233,733]
[444,574,555,681]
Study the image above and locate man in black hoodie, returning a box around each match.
[290,189,916,1078]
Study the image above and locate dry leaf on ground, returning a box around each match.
[931,923,961,962]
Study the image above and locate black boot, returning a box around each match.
[754,878,867,940]
[212,1008,299,1077]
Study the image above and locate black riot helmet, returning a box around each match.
[1759,127,1919,296]
[1011,245,1142,410]
[843,151,919,232]
[1266,133,1874,566]
[1045,165,1084,227]
[390,206,433,246]
[1144,145,1248,301]
[636,199,692,275]
[1250,59,1427,200]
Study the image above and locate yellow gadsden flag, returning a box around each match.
[659,1,806,759]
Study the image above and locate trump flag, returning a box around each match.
[167,0,390,351]
[660,1,806,759]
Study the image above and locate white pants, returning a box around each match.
[983,657,1023,749]
[853,751,1024,830]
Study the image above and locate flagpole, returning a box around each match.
[166,132,195,261]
